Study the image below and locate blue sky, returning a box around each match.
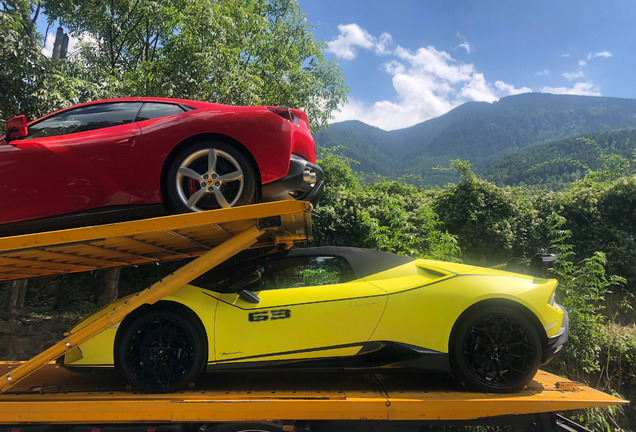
[298,0,636,130]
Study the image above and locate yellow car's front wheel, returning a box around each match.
[118,308,207,393]
[451,306,542,393]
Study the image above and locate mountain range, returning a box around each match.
[314,93,636,186]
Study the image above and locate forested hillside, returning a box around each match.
[315,93,636,185]
[485,129,636,189]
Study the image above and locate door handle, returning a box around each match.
[116,137,134,147]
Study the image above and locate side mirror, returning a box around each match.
[3,115,28,143]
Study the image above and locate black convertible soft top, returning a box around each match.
[285,247,415,279]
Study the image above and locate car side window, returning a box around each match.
[253,256,355,291]
[135,102,186,121]
[26,102,142,139]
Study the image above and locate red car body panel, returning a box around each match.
[0,97,317,225]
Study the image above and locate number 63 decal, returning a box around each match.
[248,309,291,322]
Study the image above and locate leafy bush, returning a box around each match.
[434,160,544,265]
[313,152,460,260]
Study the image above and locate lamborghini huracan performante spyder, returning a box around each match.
[61,247,568,393]
[0,98,323,232]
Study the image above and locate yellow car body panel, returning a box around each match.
[369,265,563,353]
[214,280,386,363]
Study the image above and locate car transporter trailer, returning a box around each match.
[0,201,628,432]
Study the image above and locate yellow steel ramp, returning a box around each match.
[0,201,312,393]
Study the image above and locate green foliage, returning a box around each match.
[553,250,620,373]
[548,172,636,290]
[433,160,540,265]
[299,268,339,286]
[487,132,636,189]
[314,147,636,430]
[0,0,110,126]
[1,0,347,131]
[313,152,460,261]
[39,0,347,130]
[1,0,40,122]
[541,213,631,430]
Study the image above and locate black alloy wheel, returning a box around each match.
[452,306,542,393]
[118,309,207,393]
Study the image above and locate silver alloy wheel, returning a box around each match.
[175,148,244,210]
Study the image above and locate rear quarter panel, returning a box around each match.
[369,272,562,354]
[132,107,303,203]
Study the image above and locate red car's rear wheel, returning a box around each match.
[166,141,257,212]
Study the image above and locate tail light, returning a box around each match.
[268,107,299,126]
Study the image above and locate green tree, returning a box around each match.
[43,0,348,129]
[1,0,44,125]
[43,0,181,79]
[434,161,540,265]
[0,0,106,126]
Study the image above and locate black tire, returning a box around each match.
[118,309,207,393]
[451,305,542,393]
[165,141,257,212]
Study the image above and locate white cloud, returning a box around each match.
[541,81,601,96]
[458,42,472,54]
[326,23,375,60]
[495,81,532,95]
[331,36,532,130]
[578,50,613,67]
[42,32,56,57]
[328,25,609,131]
[587,51,613,60]
[375,33,393,55]
[461,73,497,101]
[455,32,473,54]
[384,60,405,75]
[562,71,585,81]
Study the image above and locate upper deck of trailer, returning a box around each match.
[0,200,312,283]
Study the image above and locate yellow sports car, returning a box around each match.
[61,247,568,393]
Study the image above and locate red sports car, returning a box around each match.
[0,98,323,233]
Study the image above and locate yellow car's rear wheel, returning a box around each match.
[451,306,541,393]
[118,309,207,393]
